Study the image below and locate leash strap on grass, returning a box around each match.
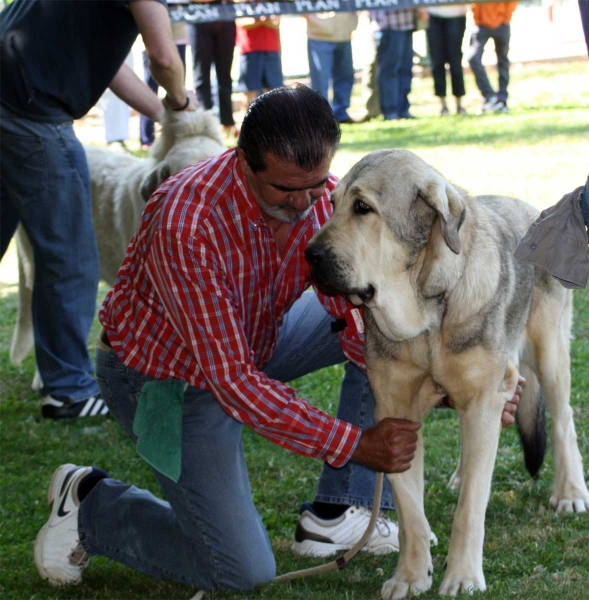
[272,471,385,583]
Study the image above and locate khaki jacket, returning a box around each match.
[306,12,359,42]
[514,184,589,289]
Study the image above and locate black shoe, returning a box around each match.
[42,394,109,420]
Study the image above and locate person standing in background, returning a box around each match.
[370,8,429,120]
[426,4,468,116]
[100,53,134,152]
[190,7,237,140]
[467,1,518,114]
[236,14,284,107]
[141,16,188,148]
[305,11,359,124]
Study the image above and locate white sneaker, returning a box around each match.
[34,464,93,587]
[481,96,508,114]
[292,504,400,557]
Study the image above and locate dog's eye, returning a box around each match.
[353,199,372,215]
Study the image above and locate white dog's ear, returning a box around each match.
[420,178,465,254]
[140,162,171,202]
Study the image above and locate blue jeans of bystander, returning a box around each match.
[85,291,393,589]
[307,38,355,122]
[375,29,414,119]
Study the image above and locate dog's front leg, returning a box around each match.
[382,430,434,600]
[369,363,435,599]
[439,399,504,596]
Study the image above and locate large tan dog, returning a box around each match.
[11,108,226,376]
[306,149,588,598]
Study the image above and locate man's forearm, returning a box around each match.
[130,0,187,107]
[109,62,163,121]
[147,52,187,108]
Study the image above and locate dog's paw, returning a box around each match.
[381,571,433,599]
[439,571,486,596]
[549,496,588,513]
[550,480,589,513]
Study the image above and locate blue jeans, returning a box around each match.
[426,15,466,98]
[0,106,100,401]
[307,38,355,122]
[86,291,393,589]
[375,29,414,119]
[467,24,511,102]
[238,51,284,94]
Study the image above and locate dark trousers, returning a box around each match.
[467,24,511,102]
[140,45,187,146]
[189,21,236,127]
[426,15,466,98]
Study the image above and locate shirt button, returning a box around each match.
[531,243,537,249]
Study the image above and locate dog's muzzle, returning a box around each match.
[305,242,375,301]
[305,242,342,295]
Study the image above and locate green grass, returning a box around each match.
[1,59,589,599]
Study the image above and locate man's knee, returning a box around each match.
[223,545,276,590]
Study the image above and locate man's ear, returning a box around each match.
[419,178,466,255]
[236,147,250,175]
[139,162,171,202]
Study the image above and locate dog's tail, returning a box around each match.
[515,363,546,478]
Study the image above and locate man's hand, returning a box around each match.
[435,375,526,428]
[500,375,525,427]
[352,418,421,473]
[163,89,198,113]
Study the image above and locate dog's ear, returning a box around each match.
[419,179,465,255]
[139,162,172,202]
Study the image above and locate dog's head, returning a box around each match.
[306,149,467,342]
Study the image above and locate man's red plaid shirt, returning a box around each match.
[100,149,366,468]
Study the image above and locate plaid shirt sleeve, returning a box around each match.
[145,227,361,468]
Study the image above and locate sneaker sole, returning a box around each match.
[291,539,351,557]
[292,539,399,557]
[34,464,85,587]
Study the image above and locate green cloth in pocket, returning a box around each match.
[133,379,188,483]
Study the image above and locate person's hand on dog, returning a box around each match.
[163,89,198,113]
[435,375,526,428]
[499,375,525,426]
[352,418,421,473]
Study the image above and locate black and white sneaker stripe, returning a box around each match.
[42,395,109,420]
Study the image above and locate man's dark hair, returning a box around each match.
[237,83,341,173]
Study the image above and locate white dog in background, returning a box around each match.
[11,108,226,382]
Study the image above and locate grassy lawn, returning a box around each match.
[1,59,588,599]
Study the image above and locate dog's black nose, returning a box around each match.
[305,243,326,267]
